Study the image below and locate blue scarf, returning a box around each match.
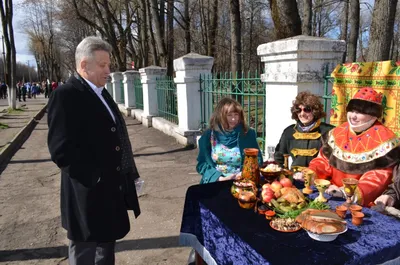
[214,124,242,148]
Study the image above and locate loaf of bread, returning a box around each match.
[296,209,347,234]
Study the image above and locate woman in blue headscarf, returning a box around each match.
[196,97,263,184]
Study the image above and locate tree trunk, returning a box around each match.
[366,0,398,61]
[138,0,149,67]
[145,0,159,66]
[184,0,191,53]
[269,0,302,39]
[340,0,349,62]
[149,0,167,66]
[208,0,218,57]
[347,0,359,62]
[166,0,174,76]
[229,0,242,103]
[0,0,16,109]
[302,0,312,36]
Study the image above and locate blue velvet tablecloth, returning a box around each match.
[179,180,400,265]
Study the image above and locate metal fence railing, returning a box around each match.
[322,65,335,122]
[156,76,178,124]
[200,71,266,150]
[133,78,143,109]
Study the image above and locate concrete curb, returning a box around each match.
[0,104,47,166]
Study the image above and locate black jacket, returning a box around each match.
[47,75,140,242]
[274,120,334,168]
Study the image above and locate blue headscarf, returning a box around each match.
[214,123,243,148]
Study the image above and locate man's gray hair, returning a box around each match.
[75,36,112,68]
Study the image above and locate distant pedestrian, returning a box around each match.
[51,81,58,91]
[42,80,49,98]
[0,82,6,99]
[31,83,39,99]
[21,83,27,102]
[47,36,141,265]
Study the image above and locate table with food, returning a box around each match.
[179,148,400,265]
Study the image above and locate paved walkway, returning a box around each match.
[0,97,48,152]
[0,104,200,264]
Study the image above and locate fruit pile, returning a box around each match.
[261,177,293,203]
[261,177,308,214]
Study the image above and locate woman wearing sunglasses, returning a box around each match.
[295,87,400,207]
[274,91,334,169]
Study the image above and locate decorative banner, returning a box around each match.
[330,60,400,136]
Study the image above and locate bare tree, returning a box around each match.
[0,0,16,109]
[366,0,398,61]
[184,0,191,53]
[230,0,242,74]
[347,0,360,62]
[269,0,301,39]
[302,0,312,35]
[208,0,218,57]
[340,0,349,62]
[149,0,167,67]
[391,4,400,61]
[166,0,174,76]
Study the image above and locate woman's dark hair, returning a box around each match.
[346,99,383,118]
[209,97,248,133]
[290,91,326,121]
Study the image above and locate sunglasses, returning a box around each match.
[295,106,312,114]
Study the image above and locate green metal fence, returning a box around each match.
[199,71,266,149]
[322,65,334,121]
[120,80,125,103]
[156,76,178,124]
[133,78,143,109]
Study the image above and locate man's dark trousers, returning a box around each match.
[68,240,115,265]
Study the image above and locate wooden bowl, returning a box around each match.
[260,170,282,183]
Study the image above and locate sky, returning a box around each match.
[0,1,37,68]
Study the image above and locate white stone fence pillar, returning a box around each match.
[139,66,167,127]
[110,72,123,103]
[105,77,113,97]
[174,53,214,144]
[122,70,140,110]
[257,35,345,155]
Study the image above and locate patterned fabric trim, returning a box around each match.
[293,131,322,140]
[291,148,319,157]
[327,131,400,164]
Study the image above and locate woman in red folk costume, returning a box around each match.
[295,87,400,206]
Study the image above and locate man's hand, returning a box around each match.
[326,184,344,198]
[375,195,395,207]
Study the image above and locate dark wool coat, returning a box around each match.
[274,120,334,168]
[47,75,140,242]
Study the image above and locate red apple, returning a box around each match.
[262,183,271,190]
[280,177,292,188]
[270,181,283,192]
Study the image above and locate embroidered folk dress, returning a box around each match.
[211,131,242,177]
[275,119,334,168]
[308,121,400,206]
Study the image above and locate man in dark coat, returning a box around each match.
[47,36,141,265]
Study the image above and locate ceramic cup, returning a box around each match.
[336,205,348,219]
[351,211,365,226]
[349,204,363,213]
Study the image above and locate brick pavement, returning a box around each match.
[0,107,200,264]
